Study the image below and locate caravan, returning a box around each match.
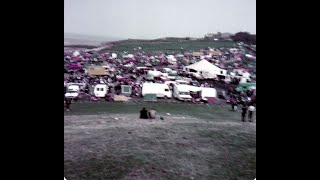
[173,84,201,101]
[94,84,108,98]
[142,83,172,99]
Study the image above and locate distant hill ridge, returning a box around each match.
[64,32,122,46]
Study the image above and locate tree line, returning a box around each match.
[231,32,256,45]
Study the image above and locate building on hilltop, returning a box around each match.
[205,32,233,41]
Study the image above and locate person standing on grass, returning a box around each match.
[248,104,256,122]
[230,94,237,111]
[65,98,72,111]
[241,103,248,122]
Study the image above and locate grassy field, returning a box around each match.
[64,102,256,180]
[103,40,236,53]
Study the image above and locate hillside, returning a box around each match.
[101,39,236,53]
[64,32,122,46]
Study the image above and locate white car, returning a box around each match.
[65,90,79,98]
[65,85,80,98]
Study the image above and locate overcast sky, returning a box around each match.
[64,0,256,39]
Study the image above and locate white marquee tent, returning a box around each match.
[184,59,227,77]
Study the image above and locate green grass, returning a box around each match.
[104,40,236,53]
[64,102,256,179]
[64,102,238,120]
[64,155,145,180]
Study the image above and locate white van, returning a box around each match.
[200,87,217,101]
[94,84,108,98]
[173,84,201,101]
[65,85,80,98]
[142,83,172,98]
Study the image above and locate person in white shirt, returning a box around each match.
[248,104,256,122]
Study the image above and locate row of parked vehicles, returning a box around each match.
[141,81,217,102]
[64,83,109,100]
[64,79,255,102]
[64,64,256,102]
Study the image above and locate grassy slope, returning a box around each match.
[64,102,238,120]
[64,102,256,180]
[103,40,235,53]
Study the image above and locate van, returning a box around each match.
[66,83,86,91]
[173,84,201,101]
[65,85,80,98]
[94,84,108,98]
[142,83,172,99]
[200,87,217,101]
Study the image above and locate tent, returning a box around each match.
[143,94,157,101]
[67,64,83,70]
[112,53,117,59]
[209,51,222,56]
[73,51,80,57]
[184,59,227,76]
[192,52,204,57]
[113,95,130,102]
[86,66,109,76]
